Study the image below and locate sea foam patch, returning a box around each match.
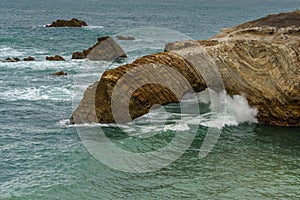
[0,86,72,101]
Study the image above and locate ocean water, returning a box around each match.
[0,0,300,199]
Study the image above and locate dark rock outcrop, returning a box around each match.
[23,56,35,61]
[72,36,127,61]
[3,57,20,62]
[116,35,135,40]
[72,52,86,59]
[46,55,65,61]
[71,11,300,126]
[46,18,87,27]
[50,71,67,76]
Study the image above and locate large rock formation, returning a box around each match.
[46,18,88,27]
[72,36,127,61]
[71,11,300,126]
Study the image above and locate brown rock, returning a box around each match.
[13,57,20,62]
[46,55,65,61]
[72,52,85,59]
[116,35,135,40]
[3,57,20,62]
[46,18,88,27]
[72,36,127,61]
[50,71,67,76]
[23,56,35,61]
[71,11,300,127]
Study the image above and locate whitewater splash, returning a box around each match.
[139,88,258,131]
[63,88,258,132]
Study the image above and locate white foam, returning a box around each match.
[0,46,26,57]
[0,86,72,101]
[57,119,70,127]
[83,25,104,30]
[183,89,258,128]
[163,123,190,131]
[139,89,258,130]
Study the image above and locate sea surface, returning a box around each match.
[0,0,299,199]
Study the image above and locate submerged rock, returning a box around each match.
[46,18,88,27]
[50,71,68,76]
[116,35,135,40]
[72,36,127,61]
[71,11,300,126]
[23,56,35,61]
[46,55,65,61]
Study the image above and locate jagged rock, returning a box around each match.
[116,35,135,40]
[50,71,67,76]
[72,36,127,61]
[71,11,300,126]
[46,18,88,27]
[46,55,65,61]
[23,56,35,61]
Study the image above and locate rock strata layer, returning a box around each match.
[71,11,300,126]
[72,36,127,61]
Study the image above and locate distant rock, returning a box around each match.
[50,71,68,76]
[23,56,35,61]
[116,35,135,40]
[46,18,88,27]
[13,57,20,62]
[71,11,300,127]
[46,55,65,61]
[72,36,127,61]
[3,57,20,62]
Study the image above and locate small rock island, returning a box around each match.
[46,18,88,27]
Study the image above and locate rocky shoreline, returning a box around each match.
[70,11,300,127]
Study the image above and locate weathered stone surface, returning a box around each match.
[50,71,67,76]
[46,18,87,27]
[72,36,127,61]
[71,11,300,126]
[46,55,65,61]
[23,56,35,61]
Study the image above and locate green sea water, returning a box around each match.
[0,0,299,199]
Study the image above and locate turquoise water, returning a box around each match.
[1,0,300,199]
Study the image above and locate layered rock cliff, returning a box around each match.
[71,11,300,126]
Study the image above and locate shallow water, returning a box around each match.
[0,0,299,199]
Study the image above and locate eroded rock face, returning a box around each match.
[72,36,127,61]
[71,11,300,126]
[46,18,88,27]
